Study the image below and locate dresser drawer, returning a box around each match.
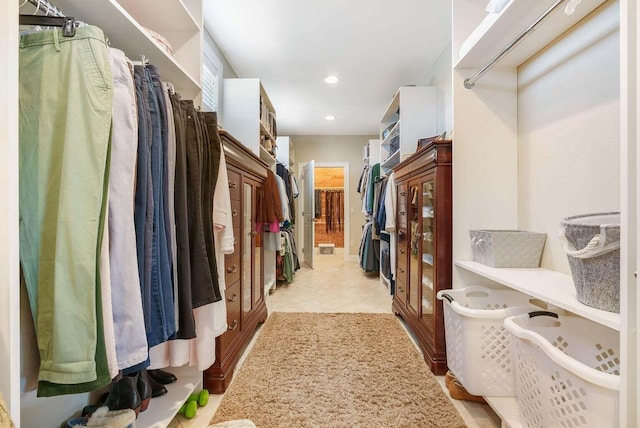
[224,253,240,287]
[230,199,240,228]
[220,281,241,350]
[395,278,407,306]
[228,170,241,200]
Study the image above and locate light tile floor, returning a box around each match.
[170,249,501,428]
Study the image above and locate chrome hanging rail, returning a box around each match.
[464,0,571,89]
[26,0,65,17]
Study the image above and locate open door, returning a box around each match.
[302,160,315,268]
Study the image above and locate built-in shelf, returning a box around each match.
[455,261,620,330]
[136,365,202,428]
[117,0,200,45]
[55,0,201,98]
[485,397,523,428]
[259,120,276,142]
[380,121,400,147]
[259,145,276,166]
[455,0,608,69]
[381,149,400,170]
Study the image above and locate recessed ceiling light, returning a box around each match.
[325,115,336,121]
[324,75,339,84]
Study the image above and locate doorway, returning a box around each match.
[298,161,350,266]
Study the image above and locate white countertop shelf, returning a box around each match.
[55,0,201,97]
[455,261,620,330]
[455,0,608,69]
[136,365,202,428]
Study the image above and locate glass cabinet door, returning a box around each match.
[421,178,435,328]
[253,184,263,306]
[408,184,421,314]
[242,182,253,315]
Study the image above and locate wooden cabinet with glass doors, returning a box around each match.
[204,131,268,393]
[393,140,452,375]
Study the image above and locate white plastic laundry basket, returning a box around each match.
[436,286,535,396]
[504,312,620,428]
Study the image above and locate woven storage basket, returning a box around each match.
[470,230,546,268]
[504,312,620,428]
[560,212,620,313]
[436,286,535,396]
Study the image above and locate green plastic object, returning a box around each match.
[187,390,210,407]
[178,400,197,419]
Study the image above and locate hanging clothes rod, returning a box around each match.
[464,0,570,89]
[26,0,65,17]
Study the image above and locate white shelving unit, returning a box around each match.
[55,0,202,99]
[222,78,277,161]
[379,86,438,171]
[452,0,637,426]
[456,261,621,330]
[10,1,206,426]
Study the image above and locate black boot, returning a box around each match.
[145,370,168,398]
[147,369,177,385]
[136,369,152,412]
[104,373,142,417]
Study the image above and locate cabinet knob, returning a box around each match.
[226,264,238,274]
[227,320,238,331]
[228,180,237,189]
[398,267,405,274]
[399,247,405,254]
[399,211,405,216]
[233,237,238,245]
[227,293,238,303]
[400,191,406,197]
[232,209,238,216]
[398,286,405,293]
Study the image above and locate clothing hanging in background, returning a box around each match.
[18,22,232,396]
[274,163,300,284]
[320,189,344,233]
[359,221,380,272]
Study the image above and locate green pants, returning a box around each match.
[19,26,112,388]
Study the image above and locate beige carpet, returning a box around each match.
[211,312,466,428]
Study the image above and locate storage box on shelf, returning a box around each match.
[222,78,277,166]
[451,0,631,426]
[379,86,438,171]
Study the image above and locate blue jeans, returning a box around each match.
[133,65,175,355]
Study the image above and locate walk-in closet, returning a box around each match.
[3,0,639,427]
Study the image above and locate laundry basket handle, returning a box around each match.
[559,226,620,259]
[439,293,453,303]
[528,311,558,319]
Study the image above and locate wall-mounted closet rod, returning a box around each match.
[26,0,65,17]
[464,0,569,89]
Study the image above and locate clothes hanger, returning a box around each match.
[19,0,78,37]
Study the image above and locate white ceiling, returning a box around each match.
[203,0,451,136]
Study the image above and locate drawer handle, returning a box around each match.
[228,180,237,189]
[399,211,405,216]
[228,320,238,331]
[233,237,238,245]
[398,268,405,273]
[227,293,238,303]
[400,191,406,197]
[399,248,405,254]
[226,264,238,274]
[398,286,405,293]
[232,209,238,216]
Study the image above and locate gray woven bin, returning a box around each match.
[470,230,546,268]
[560,212,620,313]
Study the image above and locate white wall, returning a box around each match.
[421,42,453,135]
[517,0,620,272]
[1,5,20,426]
[293,135,375,257]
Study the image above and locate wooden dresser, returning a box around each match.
[203,131,268,393]
[393,140,452,375]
